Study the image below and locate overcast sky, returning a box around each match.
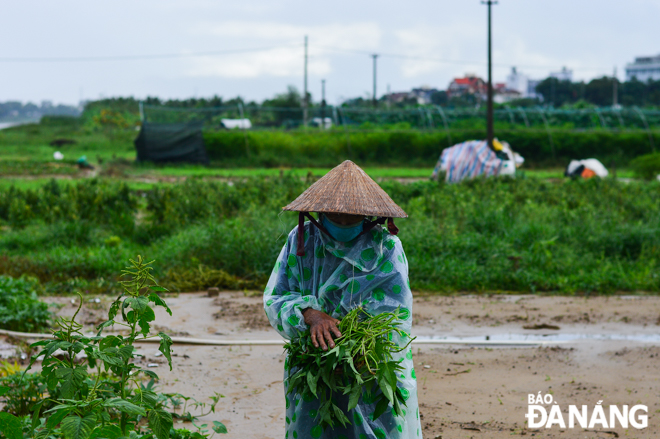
[2,0,658,106]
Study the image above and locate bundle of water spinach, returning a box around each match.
[283,307,414,430]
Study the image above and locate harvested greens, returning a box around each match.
[283,307,414,430]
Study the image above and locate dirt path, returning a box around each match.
[45,293,660,438]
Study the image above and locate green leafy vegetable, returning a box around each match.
[283,307,414,431]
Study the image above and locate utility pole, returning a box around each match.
[386,84,391,108]
[321,79,326,129]
[482,1,497,150]
[372,54,379,108]
[613,66,618,107]
[303,35,308,127]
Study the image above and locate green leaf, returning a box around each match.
[94,349,124,367]
[99,335,122,350]
[133,389,159,408]
[56,366,87,399]
[31,400,45,431]
[0,412,23,439]
[148,285,168,292]
[377,362,398,404]
[331,403,350,428]
[148,293,172,316]
[157,332,173,371]
[132,296,149,313]
[117,345,135,361]
[104,398,147,416]
[46,407,74,429]
[141,369,159,379]
[44,340,68,358]
[306,370,319,397]
[60,414,96,439]
[347,383,362,411]
[148,409,173,439]
[138,306,155,337]
[212,421,228,434]
[96,320,115,334]
[377,374,394,405]
[372,397,390,421]
[108,298,121,320]
[90,425,122,439]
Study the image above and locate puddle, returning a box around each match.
[415,333,660,344]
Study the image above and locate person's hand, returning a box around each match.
[302,309,342,351]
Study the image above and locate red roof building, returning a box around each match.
[447,74,487,99]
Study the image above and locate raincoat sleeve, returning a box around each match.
[361,237,413,334]
[263,226,324,340]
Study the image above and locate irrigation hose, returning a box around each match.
[0,329,563,347]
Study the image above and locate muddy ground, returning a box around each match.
[36,293,660,438]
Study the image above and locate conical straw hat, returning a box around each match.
[283,160,407,218]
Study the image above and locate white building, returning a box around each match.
[506,67,541,99]
[626,54,660,82]
[506,67,528,95]
[550,67,573,82]
[527,79,542,100]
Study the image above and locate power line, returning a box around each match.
[0,41,612,73]
[316,45,611,73]
[0,45,302,63]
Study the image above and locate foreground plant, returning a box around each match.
[0,255,226,439]
[283,307,414,431]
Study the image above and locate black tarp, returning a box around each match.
[134,122,208,164]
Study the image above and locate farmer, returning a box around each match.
[263,160,422,439]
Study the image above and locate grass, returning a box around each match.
[0,177,658,294]
[0,120,656,295]
[0,177,166,192]
[0,122,641,181]
[128,165,434,179]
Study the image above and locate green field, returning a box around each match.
[1,176,659,295]
[0,119,657,295]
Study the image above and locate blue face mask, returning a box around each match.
[322,215,364,242]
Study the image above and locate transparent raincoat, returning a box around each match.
[263,220,422,439]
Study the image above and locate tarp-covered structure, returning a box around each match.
[134,122,208,164]
[565,159,609,179]
[432,139,522,183]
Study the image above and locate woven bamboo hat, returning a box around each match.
[283,160,407,218]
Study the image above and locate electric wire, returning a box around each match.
[0,44,302,63]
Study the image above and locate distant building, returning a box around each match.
[625,54,660,82]
[505,67,541,100]
[506,67,528,95]
[527,79,542,100]
[550,67,573,82]
[385,92,414,104]
[447,74,486,99]
[410,86,439,105]
[493,82,522,103]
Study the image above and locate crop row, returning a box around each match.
[1,177,659,293]
[202,129,659,168]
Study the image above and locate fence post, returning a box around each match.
[238,103,250,158]
[518,107,530,128]
[593,107,607,129]
[505,106,515,126]
[633,106,655,152]
[434,105,452,147]
[337,107,351,157]
[537,107,556,161]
